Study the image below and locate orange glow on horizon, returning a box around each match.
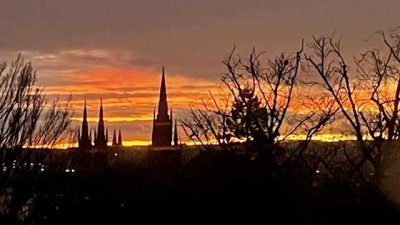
[45,64,399,147]
[31,140,152,149]
[41,134,360,150]
[72,116,153,123]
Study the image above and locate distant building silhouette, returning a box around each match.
[112,129,117,146]
[78,99,91,149]
[151,67,173,146]
[78,68,179,149]
[78,99,123,150]
[173,119,179,146]
[111,129,123,147]
[118,129,123,147]
[95,99,107,150]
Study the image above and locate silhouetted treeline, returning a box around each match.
[0,55,73,224]
[183,29,400,188]
[1,144,399,224]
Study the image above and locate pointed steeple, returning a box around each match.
[99,98,104,123]
[89,129,92,144]
[118,129,123,147]
[173,119,179,146]
[95,98,107,149]
[157,67,169,121]
[106,128,109,144]
[79,99,91,150]
[151,67,173,147]
[83,99,88,121]
[112,129,117,146]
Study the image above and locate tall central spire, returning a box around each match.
[157,66,169,121]
[152,67,173,146]
[83,99,88,123]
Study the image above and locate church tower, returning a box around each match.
[151,67,173,146]
[95,99,108,149]
[79,99,92,150]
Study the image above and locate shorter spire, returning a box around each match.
[112,129,117,146]
[106,128,109,144]
[79,98,91,150]
[173,119,179,146]
[118,129,123,147]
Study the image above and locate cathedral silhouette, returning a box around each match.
[152,67,179,147]
[78,67,178,150]
[78,99,123,150]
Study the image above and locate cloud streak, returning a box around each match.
[3,48,216,145]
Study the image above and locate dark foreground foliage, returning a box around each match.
[0,148,399,225]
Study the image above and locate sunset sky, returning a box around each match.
[1,0,400,145]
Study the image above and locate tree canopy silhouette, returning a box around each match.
[0,54,72,223]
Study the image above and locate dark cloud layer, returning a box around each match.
[2,0,400,78]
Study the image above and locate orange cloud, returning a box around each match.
[47,67,216,145]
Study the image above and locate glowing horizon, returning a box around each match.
[45,133,361,150]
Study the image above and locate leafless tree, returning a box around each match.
[284,91,339,167]
[182,43,337,171]
[305,32,400,185]
[0,54,73,222]
[181,93,232,150]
